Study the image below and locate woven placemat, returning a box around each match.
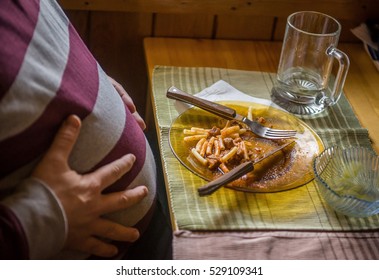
[152,65,378,231]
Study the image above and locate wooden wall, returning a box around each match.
[59,0,379,119]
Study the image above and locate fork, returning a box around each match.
[166,86,297,139]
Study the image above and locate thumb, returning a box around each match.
[45,115,82,163]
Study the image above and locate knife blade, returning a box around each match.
[197,140,295,196]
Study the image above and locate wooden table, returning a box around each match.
[144,37,379,154]
[143,37,379,259]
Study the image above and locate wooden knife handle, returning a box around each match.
[167,86,236,119]
[197,161,254,196]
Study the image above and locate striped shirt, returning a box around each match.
[0,0,157,259]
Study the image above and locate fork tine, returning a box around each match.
[264,130,297,139]
[267,136,295,139]
[265,135,295,139]
[265,134,296,138]
[267,128,297,133]
[265,131,297,137]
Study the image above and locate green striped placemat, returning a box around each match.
[152,65,379,231]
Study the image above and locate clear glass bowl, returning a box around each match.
[313,146,379,217]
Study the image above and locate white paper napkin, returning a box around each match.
[174,80,283,114]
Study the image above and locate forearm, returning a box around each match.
[1,178,67,259]
[0,204,29,259]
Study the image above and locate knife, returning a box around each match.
[197,141,295,196]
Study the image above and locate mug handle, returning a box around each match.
[326,47,350,106]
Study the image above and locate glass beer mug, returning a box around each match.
[271,11,350,115]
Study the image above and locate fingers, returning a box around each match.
[88,153,136,191]
[92,219,140,243]
[64,184,147,258]
[88,219,140,257]
[100,185,148,214]
[69,220,140,258]
[132,111,146,130]
[108,75,136,113]
[107,76,146,130]
[72,236,119,258]
[70,223,140,258]
[43,115,81,164]
[120,91,136,113]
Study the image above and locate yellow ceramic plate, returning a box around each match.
[169,101,324,193]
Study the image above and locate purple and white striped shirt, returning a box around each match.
[0,0,157,259]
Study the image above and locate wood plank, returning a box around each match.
[338,19,363,43]
[273,17,361,42]
[216,15,275,40]
[64,10,90,45]
[154,14,214,38]
[272,17,286,41]
[59,0,379,20]
[144,38,282,76]
[89,12,153,117]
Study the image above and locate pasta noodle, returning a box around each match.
[184,135,207,142]
[196,138,206,152]
[191,148,208,166]
[247,106,253,120]
[220,146,238,163]
[183,117,287,177]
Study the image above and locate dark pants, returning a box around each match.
[123,128,173,260]
[124,195,173,260]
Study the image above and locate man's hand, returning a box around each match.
[108,76,146,130]
[32,115,147,258]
